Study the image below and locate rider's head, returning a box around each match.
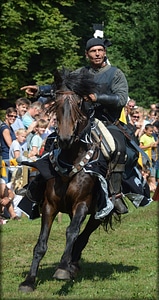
[85,38,106,51]
[85,38,111,69]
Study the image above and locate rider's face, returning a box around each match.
[85,46,106,68]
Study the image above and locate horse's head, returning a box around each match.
[50,68,98,149]
[54,90,86,149]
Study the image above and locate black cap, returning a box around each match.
[85,37,112,51]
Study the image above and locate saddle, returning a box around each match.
[91,118,115,159]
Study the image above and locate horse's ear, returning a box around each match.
[54,69,63,89]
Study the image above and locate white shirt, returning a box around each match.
[9,140,27,160]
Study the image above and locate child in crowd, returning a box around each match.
[28,119,48,159]
[9,128,27,161]
[139,123,158,192]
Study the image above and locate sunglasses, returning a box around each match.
[132,115,139,119]
[8,115,17,118]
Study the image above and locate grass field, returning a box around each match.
[1,199,158,300]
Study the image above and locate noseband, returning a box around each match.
[55,90,76,95]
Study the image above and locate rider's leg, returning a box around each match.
[109,171,128,214]
[107,125,128,214]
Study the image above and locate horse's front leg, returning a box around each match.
[19,198,57,293]
[53,201,88,280]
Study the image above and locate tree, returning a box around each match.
[0,0,158,108]
[0,0,80,100]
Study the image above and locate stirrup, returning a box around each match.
[114,198,128,214]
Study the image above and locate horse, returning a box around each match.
[18,68,121,293]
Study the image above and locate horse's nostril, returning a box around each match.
[59,136,74,149]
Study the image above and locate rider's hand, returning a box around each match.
[84,94,97,102]
[20,85,38,96]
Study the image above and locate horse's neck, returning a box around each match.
[60,141,87,165]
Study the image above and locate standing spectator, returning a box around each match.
[11,97,31,131]
[150,104,157,110]
[39,114,57,156]
[127,109,141,140]
[0,107,17,182]
[152,121,159,183]
[11,97,37,152]
[22,101,42,150]
[22,101,42,128]
[41,113,57,140]
[126,98,136,123]
[135,106,150,138]
[146,109,157,124]
[139,124,157,192]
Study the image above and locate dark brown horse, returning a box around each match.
[18,68,120,293]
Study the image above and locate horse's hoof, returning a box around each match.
[53,268,71,280]
[70,263,80,278]
[18,282,35,293]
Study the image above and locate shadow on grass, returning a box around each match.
[21,259,138,296]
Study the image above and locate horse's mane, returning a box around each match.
[48,67,98,119]
[54,67,99,97]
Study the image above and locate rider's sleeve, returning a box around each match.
[95,69,128,108]
[36,85,54,97]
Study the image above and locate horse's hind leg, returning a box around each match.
[19,200,56,293]
[53,202,88,280]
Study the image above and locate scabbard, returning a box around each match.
[129,139,151,164]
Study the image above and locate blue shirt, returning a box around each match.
[11,115,25,131]
[22,112,34,129]
[0,123,16,159]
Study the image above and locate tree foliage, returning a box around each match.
[0,0,158,107]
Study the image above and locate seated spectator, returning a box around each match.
[9,128,27,177]
[9,128,27,161]
[0,178,20,222]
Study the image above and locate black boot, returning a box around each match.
[109,172,128,214]
[114,198,128,214]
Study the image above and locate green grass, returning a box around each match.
[1,199,158,300]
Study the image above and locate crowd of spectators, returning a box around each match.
[124,100,159,192]
[0,97,57,224]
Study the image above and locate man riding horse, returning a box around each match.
[17,37,134,219]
